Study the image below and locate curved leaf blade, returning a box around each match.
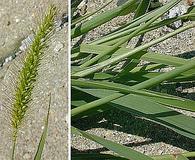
[72,127,153,160]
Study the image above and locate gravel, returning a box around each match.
[72,0,195,157]
[0,1,68,160]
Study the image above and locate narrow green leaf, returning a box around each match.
[71,0,137,38]
[72,153,194,160]
[76,87,195,139]
[71,92,123,117]
[34,94,51,160]
[72,127,153,160]
[71,0,113,26]
[152,152,195,160]
[134,0,151,18]
[186,6,195,21]
[72,44,187,67]
[72,79,195,112]
[72,79,180,100]
[93,13,195,45]
[72,153,128,160]
[131,58,195,90]
[80,0,179,67]
[140,90,195,112]
[72,44,195,77]
[72,24,195,77]
[72,150,195,160]
[92,0,181,44]
[176,155,189,160]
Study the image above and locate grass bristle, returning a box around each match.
[9,5,57,158]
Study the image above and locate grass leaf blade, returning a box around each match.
[72,127,153,160]
[34,94,51,160]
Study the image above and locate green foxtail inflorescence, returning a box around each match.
[10,5,57,156]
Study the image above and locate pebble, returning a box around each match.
[23,153,31,159]
[65,114,68,123]
[54,42,64,52]
[20,34,34,51]
[15,51,21,56]
[5,57,11,63]
[15,18,20,23]
[163,5,188,29]
[0,101,3,111]
[0,41,5,46]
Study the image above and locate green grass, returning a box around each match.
[71,0,195,159]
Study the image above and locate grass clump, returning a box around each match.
[71,0,195,159]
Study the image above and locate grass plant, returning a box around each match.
[71,0,195,159]
[1,5,57,160]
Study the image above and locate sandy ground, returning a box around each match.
[0,0,68,160]
[0,0,66,64]
[72,0,195,157]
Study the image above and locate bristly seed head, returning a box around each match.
[10,5,57,141]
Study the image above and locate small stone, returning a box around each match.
[0,101,3,111]
[0,41,5,46]
[54,42,64,52]
[15,51,21,56]
[20,34,34,51]
[5,57,9,63]
[163,5,187,29]
[15,18,20,23]
[8,56,12,61]
[7,21,11,26]
[65,114,68,123]
[23,153,31,159]
[3,56,12,64]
